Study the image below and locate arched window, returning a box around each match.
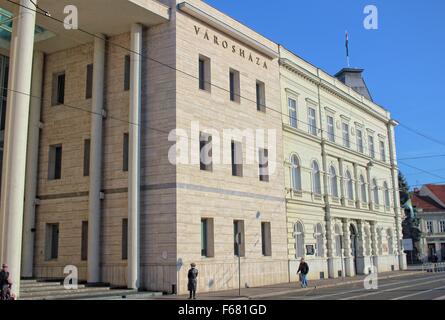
[334,224,342,257]
[360,175,367,203]
[384,182,390,208]
[329,166,338,197]
[294,222,304,258]
[291,155,302,191]
[315,223,324,257]
[387,229,394,255]
[345,170,354,200]
[372,179,379,205]
[311,161,321,195]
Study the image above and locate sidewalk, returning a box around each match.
[152,270,423,300]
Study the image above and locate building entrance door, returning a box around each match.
[441,243,445,262]
[428,244,436,262]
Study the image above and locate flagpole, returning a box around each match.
[345,31,350,67]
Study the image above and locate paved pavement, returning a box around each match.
[142,270,439,300]
[259,272,445,300]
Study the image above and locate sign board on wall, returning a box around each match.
[306,245,315,256]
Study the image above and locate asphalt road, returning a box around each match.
[260,272,445,300]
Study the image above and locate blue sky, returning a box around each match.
[205,0,445,189]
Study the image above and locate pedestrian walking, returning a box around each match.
[187,263,199,300]
[297,258,309,288]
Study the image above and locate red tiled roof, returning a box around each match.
[425,184,445,204]
[412,184,445,212]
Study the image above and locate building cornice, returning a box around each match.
[177,2,279,59]
[279,58,391,124]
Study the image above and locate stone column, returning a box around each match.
[387,120,407,270]
[21,51,44,278]
[338,158,345,206]
[342,219,355,277]
[370,221,379,269]
[366,164,373,211]
[0,0,36,298]
[353,163,360,209]
[128,23,143,290]
[88,34,106,284]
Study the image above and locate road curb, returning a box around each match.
[241,271,424,300]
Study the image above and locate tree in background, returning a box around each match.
[399,171,422,263]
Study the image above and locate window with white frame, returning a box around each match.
[356,128,364,153]
[360,175,367,203]
[294,222,304,258]
[308,107,317,136]
[380,141,386,162]
[372,179,379,205]
[311,161,321,195]
[384,182,390,208]
[427,221,433,233]
[342,123,350,148]
[440,221,445,233]
[288,98,297,128]
[334,224,342,257]
[368,135,375,159]
[345,170,354,200]
[315,223,324,257]
[291,155,302,191]
[329,166,339,198]
[327,115,335,142]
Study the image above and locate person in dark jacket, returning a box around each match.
[0,264,12,300]
[297,258,309,288]
[187,263,199,299]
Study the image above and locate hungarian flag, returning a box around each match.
[345,31,349,58]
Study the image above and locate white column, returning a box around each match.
[0,0,36,297]
[338,158,345,206]
[366,165,373,211]
[87,34,106,283]
[128,23,142,290]
[21,51,44,278]
[353,163,360,209]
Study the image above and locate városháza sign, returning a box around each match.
[194,25,269,70]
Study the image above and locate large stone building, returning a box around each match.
[413,185,445,262]
[0,0,405,298]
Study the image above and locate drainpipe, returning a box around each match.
[128,23,142,290]
[88,34,106,284]
[316,69,335,278]
[22,50,44,278]
[387,120,407,270]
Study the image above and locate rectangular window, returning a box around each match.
[122,218,128,260]
[380,141,386,162]
[261,222,272,256]
[45,223,59,260]
[201,218,214,257]
[124,55,131,91]
[48,144,63,180]
[52,72,65,105]
[327,116,335,142]
[256,80,266,112]
[440,221,445,233]
[427,221,433,234]
[123,133,129,172]
[233,220,245,257]
[85,64,93,99]
[200,133,213,172]
[368,135,375,159]
[288,98,297,128]
[231,141,243,177]
[342,123,350,148]
[357,129,364,153]
[81,221,88,261]
[229,69,240,103]
[83,139,91,177]
[259,148,269,182]
[198,55,211,91]
[308,107,317,136]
